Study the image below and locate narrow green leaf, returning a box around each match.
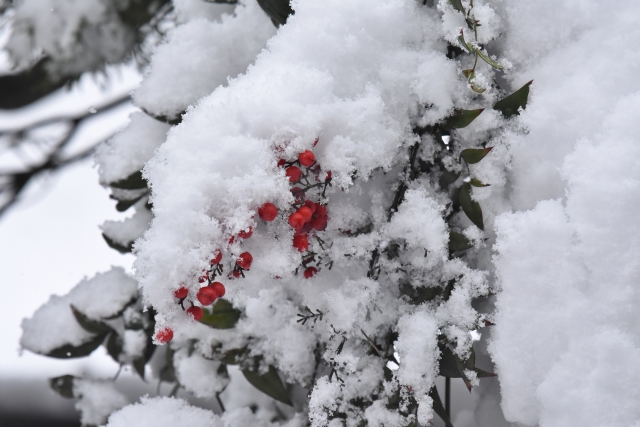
[476,49,503,69]
[159,345,177,383]
[448,0,464,14]
[473,367,497,378]
[457,31,474,53]
[110,170,147,190]
[460,147,493,164]
[242,365,293,406]
[49,375,75,399]
[439,169,460,189]
[470,178,490,187]
[442,109,484,130]
[199,299,241,329]
[459,183,484,230]
[219,346,248,365]
[102,233,133,254]
[106,331,123,363]
[132,357,146,380]
[428,385,454,427]
[449,231,473,252]
[71,305,111,335]
[114,194,146,212]
[493,80,533,118]
[47,333,107,359]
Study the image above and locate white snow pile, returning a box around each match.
[73,379,129,426]
[106,397,303,427]
[489,0,640,426]
[20,267,137,355]
[134,0,276,119]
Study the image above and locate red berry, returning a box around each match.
[197,286,218,306]
[187,306,203,321]
[315,204,327,217]
[174,286,188,299]
[303,267,318,278]
[238,226,253,239]
[297,206,313,222]
[156,328,173,344]
[325,170,332,181]
[198,274,208,284]
[210,250,222,265]
[210,282,226,298]
[293,234,309,252]
[304,200,316,213]
[228,235,235,244]
[310,216,328,231]
[313,138,319,147]
[299,150,316,167]
[231,270,242,278]
[286,166,302,183]
[291,187,305,199]
[236,252,253,270]
[289,212,305,229]
[277,159,286,167]
[258,203,278,221]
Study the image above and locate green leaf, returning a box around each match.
[493,80,533,118]
[109,170,147,190]
[49,375,75,399]
[449,231,472,252]
[47,333,107,359]
[114,194,146,212]
[159,345,177,383]
[71,305,111,335]
[460,147,493,164]
[448,0,464,14]
[457,31,474,53]
[106,331,123,363]
[102,233,134,254]
[256,0,294,27]
[242,365,293,406]
[439,169,460,189]
[132,357,146,380]
[219,346,248,365]
[442,109,484,130]
[476,49,503,69]
[428,385,454,427]
[199,299,241,329]
[470,178,490,187]
[458,183,484,230]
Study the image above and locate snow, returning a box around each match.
[73,378,129,426]
[134,0,276,119]
[95,112,170,185]
[101,202,153,248]
[489,1,640,426]
[174,347,230,398]
[20,267,138,355]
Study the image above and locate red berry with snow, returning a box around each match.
[299,150,315,167]
[291,187,305,199]
[258,203,278,221]
[289,212,305,229]
[231,270,241,278]
[156,328,173,344]
[304,200,316,213]
[297,206,313,222]
[277,159,286,167]
[303,267,318,278]
[187,306,203,321]
[236,252,253,270]
[174,286,188,299]
[293,234,309,252]
[210,250,222,265]
[197,286,218,306]
[286,166,302,182]
[210,281,226,297]
[238,226,253,239]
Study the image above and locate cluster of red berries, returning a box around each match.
[155,145,330,344]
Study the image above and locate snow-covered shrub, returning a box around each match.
[10,0,640,426]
